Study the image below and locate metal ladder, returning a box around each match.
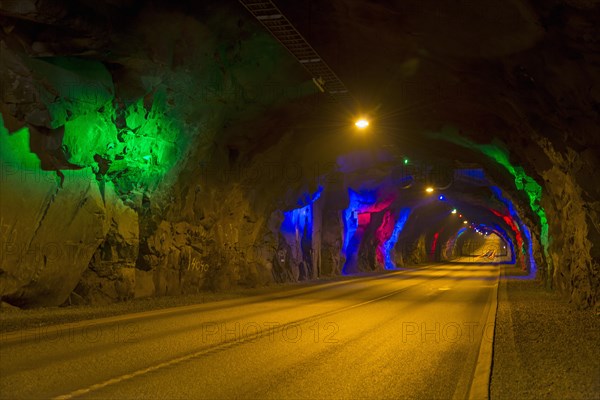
[239,0,354,106]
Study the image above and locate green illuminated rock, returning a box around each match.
[0,6,315,306]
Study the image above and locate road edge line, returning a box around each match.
[467,267,500,400]
[50,273,445,400]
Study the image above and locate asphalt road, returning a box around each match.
[0,262,500,400]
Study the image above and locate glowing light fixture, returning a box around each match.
[403,158,409,165]
[438,195,446,201]
[425,187,434,193]
[354,118,369,129]
[451,209,457,214]
[463,220,468,224]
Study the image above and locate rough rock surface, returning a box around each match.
[0,142,107,306]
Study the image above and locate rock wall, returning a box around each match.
[0,2,315,307]
[402,236,429,266]
[540,142,599,307]
[0,160,107,307]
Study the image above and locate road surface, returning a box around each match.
[1,263,500,399]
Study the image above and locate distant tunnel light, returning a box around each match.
[355,118,369,129]
[463,220,468,224]
[425,187,434,193]
[451,209,457,214]
[438,195,446,201]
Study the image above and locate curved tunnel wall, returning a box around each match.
[277,160,534,280]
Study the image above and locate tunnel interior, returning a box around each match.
[276,151,534,277]
[0,0,598,310]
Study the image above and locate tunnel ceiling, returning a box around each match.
[0,0,598,309]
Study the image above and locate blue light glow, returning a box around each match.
[341,188,383,274]
[280,186,323,238]
[382,208,411,270]
[342,189,373,255]
[520,223,536,273]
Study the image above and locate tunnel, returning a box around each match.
[2,0,597,308]
[0,1,598,398]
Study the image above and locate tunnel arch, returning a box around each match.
[305,151,541,275]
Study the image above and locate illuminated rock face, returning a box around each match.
[0,0,598,308]
[68,183,140,305]
[0,163,107,307]
[541,146,598,307]
[0,3,314,306]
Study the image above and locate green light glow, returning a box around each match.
[61,88,183,194]
[430,127,551,272]
[2,94,182,195]
[2,30,317,198]
[0,116,40,169]
[0,116,62,196]
[0,57,185,196]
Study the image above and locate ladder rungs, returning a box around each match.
[256,14,282,20]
